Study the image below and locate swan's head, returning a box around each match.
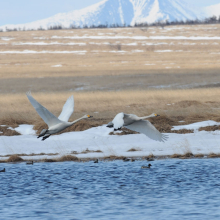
[151,113,160,117]
[84,115,93,118]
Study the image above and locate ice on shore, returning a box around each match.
[0,121,220,161]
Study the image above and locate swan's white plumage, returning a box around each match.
[110,112,168,142]
[125,120,167,142]
[26,91,62,127]
[26,92,92,140]
[58,95,74,122]
[112,112,124,129]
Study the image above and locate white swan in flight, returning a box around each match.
[26,92,92,141]
[107,113,168,142]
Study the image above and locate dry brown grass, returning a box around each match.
[0,24,220,131]
[199,125,220,132]
[1,25,220,80]
[144,154,155,159]
[127,148,140,152]
[180,152,194,159]
[57,155,79,162]
[7,155,23,162]
[194,154,204,158]
[0,126,20,136]
[170,154,183,158]
[80,148,103,154]
[0,153,58,157]
[171,152,194,159]
[1,89,220,132]
[109,127,138,136]
[207,153,220,158]
[42,159,57,163]
[103,155,126,160]
[1,152,220,163]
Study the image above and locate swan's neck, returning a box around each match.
[69,116,85,125]
[139,115,153,120]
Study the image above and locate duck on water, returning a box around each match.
[141,164,152,169]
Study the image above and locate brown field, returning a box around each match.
[0,24,220,134]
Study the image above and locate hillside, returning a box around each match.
[0,0,204,31]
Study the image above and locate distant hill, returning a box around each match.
[0,0,213,31]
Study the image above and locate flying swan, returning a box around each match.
[107,113,168,142]
[26,92,92,141]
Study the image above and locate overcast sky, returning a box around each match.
[0,0,219,26]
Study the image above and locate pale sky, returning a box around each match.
[0,0,219,26]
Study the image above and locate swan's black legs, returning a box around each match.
[114,127,122,131]
[42,134,51,141]
[37,129,48,138]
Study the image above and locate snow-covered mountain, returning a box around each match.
[0,0,208,31]
[204,3,220,18]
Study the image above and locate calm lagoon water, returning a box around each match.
[1,158,220,219]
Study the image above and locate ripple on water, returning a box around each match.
[0,159,220,219]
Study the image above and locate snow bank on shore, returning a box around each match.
[0,121,220,161]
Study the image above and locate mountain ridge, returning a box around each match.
[0,0,217,31]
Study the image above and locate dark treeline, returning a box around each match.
[1,15,220,32]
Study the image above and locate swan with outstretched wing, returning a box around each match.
[26,92,92,141]
[107,112,168,142]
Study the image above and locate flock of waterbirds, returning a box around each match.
[0,92,166,171]
[0,159,153,173]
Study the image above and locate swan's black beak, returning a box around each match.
[107,122,114,128]
[87,115,93,118]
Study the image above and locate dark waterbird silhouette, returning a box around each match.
[0,168,5,172]
[141,164,152,169]
[26,161,34,165]
[146,157,154,161]
[94,159,98,163]
[123,158,130,162]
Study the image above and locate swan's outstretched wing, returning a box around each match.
[125,120,168,142]
[26,92,62,127]
[112,113,125,129]
[58,95,74,122]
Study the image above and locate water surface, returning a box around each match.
[1,159,220,219]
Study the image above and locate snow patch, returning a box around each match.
[172,120,220,132]
[1,121,220,159]
[52,64,62,67]
[14,125,36,135]
[1,37,14,41]
[0,50,87,54]
[155,50,173,52]
[13,42,86,46]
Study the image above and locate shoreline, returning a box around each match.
[1,121,220,164]
[1,152,220,164]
